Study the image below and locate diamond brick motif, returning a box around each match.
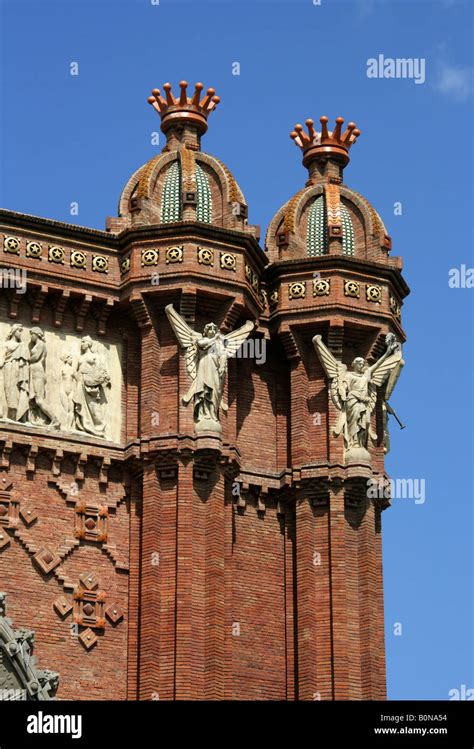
[105,604,124,625]
[79,628,97,651]
[53,596,73,618]
[33,547,60,574]
[79,572,98,591]
[0,530,10,550]
[20,507,38,526]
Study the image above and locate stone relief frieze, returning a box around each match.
[0,323,122,442]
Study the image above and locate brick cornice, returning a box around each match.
[264,254,410,299]
[0,210,266,270]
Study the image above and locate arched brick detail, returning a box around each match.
[339,186,391,259]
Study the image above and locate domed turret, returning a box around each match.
[107,82,255,237]
[265,116,391,263]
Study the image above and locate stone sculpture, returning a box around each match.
[59,353,77,430]
[313,332,404,463]
[0,323,29,422]
[28,327,59,428]
[72,336,111,438]
[165,304,254,433]
[0,325,114,440]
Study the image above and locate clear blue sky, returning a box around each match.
[1,0,473,700]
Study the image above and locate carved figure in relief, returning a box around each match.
[165,304,254,434]
[28,327,59,428]
[72,336,111,437]
[0,324,30,422]
[59,353,77,430]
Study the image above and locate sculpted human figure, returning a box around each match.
[313,332,404,462]
[72,336,111,437]
[165,304,254,433]
[59,353,77,430]
[28,327,59,428]
[0,324,30,422]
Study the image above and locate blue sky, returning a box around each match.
[0,0,473,700]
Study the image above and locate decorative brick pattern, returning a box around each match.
[0,94,408,703]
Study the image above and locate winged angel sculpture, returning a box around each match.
[165,305,254,433]
[312,333,404,463]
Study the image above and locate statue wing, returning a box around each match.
[367,351,404,414]
[223,321,255,359]
[165,304,200,381]
[370,351,404,390]
[384,355,405,400]
[312,335,347,411]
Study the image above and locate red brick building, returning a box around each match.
[0,82,407,701]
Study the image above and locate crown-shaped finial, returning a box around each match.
[290,116,361,168]
[147,81,220,137]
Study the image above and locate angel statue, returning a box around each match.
[165,305,255,434]
[312,332,404,463]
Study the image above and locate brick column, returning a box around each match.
[359,496,387,699]
[174,455,196,698]
[204,468,226,699]
[138,460,162,699]
[295,493,318,699]
[126,475,141,700]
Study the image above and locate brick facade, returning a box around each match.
[0,86,408,700]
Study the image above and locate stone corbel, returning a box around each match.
[0,441,13,469]
[26,444,39,474]
[74,294,92,332]
[52,449,64,477]
[366,330,387,364]
[52,289,70,328]
[6,290,20,319]
[30,285,48,323]
[221,299,245,334]
[99,456,111,486]
[129,292,153,330]
[256,486,268,514]
[235,480,249,510]
[92,297,114,336]
[279,324,300,362]
[75,453,88,482]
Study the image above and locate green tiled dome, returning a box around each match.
[161,160,182,223]
[307,195,355,256]
[341,203,355,256]
[195,163,212,223]
[307,195,327,256]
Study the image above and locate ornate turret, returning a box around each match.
[266,113,391,261]
[107,82,255,233]
[147,81,220,151]
[291,116,360,169]
[290,115,360,186]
